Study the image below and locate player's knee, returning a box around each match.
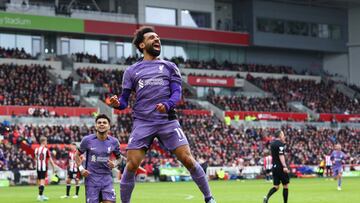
[126,159,140,172]
[283,184,288,189]
[273,185,280,190]
[180,156,195,170]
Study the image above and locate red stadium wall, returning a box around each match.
[225,111,308,121]
[187,75,235,87]
[319,113,360,122]
[84,20,250,46]
[0,106,97,117]
[226,111,360,122]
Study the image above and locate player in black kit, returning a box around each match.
[263,130,289,203]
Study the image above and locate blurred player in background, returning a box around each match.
[75,114,122,203]
[263,130,289,203]
[61,142,81,199]
[325,152,333,178]
[34,136,57,201]
[331,144,346,190]
[109,26,216,203]
[263,151,272,182]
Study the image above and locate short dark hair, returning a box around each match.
[132,26,155,53]
[274,130,283,138]
[95,114,111,124]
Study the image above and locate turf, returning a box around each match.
[1,178,359,203]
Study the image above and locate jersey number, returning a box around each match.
[174,128,186,141]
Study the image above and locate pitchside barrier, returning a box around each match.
[1,165,359,186]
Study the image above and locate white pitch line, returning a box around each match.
[185,195,194,200]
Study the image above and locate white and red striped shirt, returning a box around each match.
[325,155,332,166]
[34,146,50,172]
[264,155,272,170]
[68,151,78,172]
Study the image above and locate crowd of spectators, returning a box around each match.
[72,53,105,64]
[1,113,359,173]
[77,67,124,101]
[0,47,34,59]
[248,76,360,114]
[169,57,306,74]
[0,63,79,106]
[207,95,292,112]
[0,143,34,171]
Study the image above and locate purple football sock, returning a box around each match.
[190,162,212,200]
[120,169,135,203]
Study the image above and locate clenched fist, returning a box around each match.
[156,103,167,113]
[109,95,120,108]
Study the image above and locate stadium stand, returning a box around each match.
[71,52,105,64]
[0,46,34,60]
[207,95,292,112]
[0,63,79,106]
[248,76,360,114]
[2,113,359,173]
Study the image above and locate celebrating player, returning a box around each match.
[109,26,216,203]
[75,114,122,203]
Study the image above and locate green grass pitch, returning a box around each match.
[1,178,359,203]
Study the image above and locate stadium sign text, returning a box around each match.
[0,17,31,26]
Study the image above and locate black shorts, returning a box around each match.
[326,166,332,170]
[37,171,47,180]
[67,170,81,180]
[272,169,289,185]
[265,169,272,174]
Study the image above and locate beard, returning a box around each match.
[145,44,161,57]
[96,128,109,135]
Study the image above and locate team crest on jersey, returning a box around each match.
[91,155,96,162]
[159,65,164,73]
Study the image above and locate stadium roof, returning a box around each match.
[264,0,360,9]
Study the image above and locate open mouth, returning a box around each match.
[153,43,161,50]
[98,126,106,130]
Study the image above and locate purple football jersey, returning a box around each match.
[330,150,345,169]
[122,59,182,122]
[79,134,120,186]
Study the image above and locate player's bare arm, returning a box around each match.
[75,151,90,177]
